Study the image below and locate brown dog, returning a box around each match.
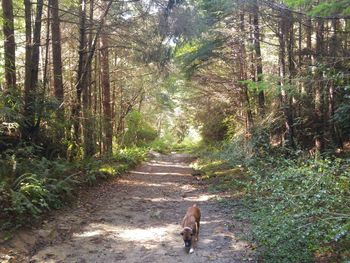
[180,204,201,253]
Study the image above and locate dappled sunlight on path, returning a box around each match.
[23,153,255,262]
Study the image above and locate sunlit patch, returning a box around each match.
[184,194,216,201]
[118,227,168,242]
[201,238,215,244]
[118,179,180,188]
[149,197,182,202]
[147,163,190,169]
[74,223,181,244]
[99,165,116,175]
[129,171,190,176]
[180,184,196,191]
[200,220,224,225]
[74,229,104,238]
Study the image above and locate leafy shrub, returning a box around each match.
[0,143,148,230]
[195,140,350,262]
[247,157,350,262]
[113,147,148,166]
[200,108,228,142]
[122,110,158,146]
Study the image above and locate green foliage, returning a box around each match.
[195,138,350,262]
[0,143,148,230]
[122,110,158,147]
[113,147,148,167]
[246,156,350,262]
[200,107,228,142]
[333,87,350,131]
[175,38,224,77]
[283,0,350,17]
[148,135,200,154]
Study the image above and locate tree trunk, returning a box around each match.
[36,2,50,129]
[239,13,254,134]
[314,19,325,152]
[23,0,43,138]
[100,32,113,155]
[252,0,265,117]
[279,11,295,148]
[24,0,32,121]
[72,0,87,146]
[82,0,95,157]
[72,0,112,153]
[50,0,65,139]
[329,19,343,148]
[1,0,17,93]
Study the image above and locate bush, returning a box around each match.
[122,110,158,146]
[195,139,350,262]
[0,143,148,230]
[247,157,350,262]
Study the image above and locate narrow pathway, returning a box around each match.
[2,153,255,263]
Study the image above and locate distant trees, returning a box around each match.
[1,0,349,155]
[0,0,172,158]
[176,0,350,152]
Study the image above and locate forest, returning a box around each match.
[0,0,349,262]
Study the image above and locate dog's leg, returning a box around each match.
[195,222,199,241]
[189,235,195,253]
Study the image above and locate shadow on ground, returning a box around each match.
[1,153,255,263]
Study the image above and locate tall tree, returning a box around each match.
[23,0,44,138]
[314,18,325,152]
[251,0,265,117]
[278,9,295,148]
[1,0,16,93]
[72,0,113,153]
[23,0,32,113]
[82,0,95,157]
[100,30,113,155]
[239,13,254,133]
[50,0,65,139]
[72,0,88,145]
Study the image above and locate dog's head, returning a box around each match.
[180,227,193,248]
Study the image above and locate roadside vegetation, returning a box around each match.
[1,0,350,262]
[192,138,350,262]
[0,145,148,233]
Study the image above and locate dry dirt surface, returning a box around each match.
[0,153,255,263]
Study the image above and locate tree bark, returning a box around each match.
[23,0,43,138]
[1,0,17,92]
[82,0,95,157]
[100,32,113,155]
[239,13,254,134]
[72,0,113,152]
[314,19,325,152]
[50,0,65,139]
[24,0,32,117]
[328,19,343,148]
[72,0,87,146]
[279,11,295,149]
[252,0,265,117]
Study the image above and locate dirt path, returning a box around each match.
[1,153,255,263]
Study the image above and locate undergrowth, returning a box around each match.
[193,139,350,262]
[0,144,148,233]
